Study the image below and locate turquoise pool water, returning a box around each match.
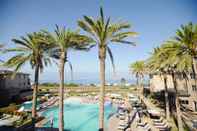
[42,101,116,131]
[21,101,40,110]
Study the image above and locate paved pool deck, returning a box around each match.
[108,115,119,131]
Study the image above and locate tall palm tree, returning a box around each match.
[0,44,4,62]
[78,7,137,131]
[165,23,197,130]
[171,22,197,83]
[130,61,146,96]
[169,43,193,131]
[147,47,171,121]
[3,32,51,120]
[42,25,92,131]
[151,42,193,131]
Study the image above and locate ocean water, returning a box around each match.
[37,71,140,84]
[42,102,116,131]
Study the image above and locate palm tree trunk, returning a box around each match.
[136,76,139,88]
[185,73,193,109]
[172,73,184,131]
[98,48,106,131]
[192,57,197,87]
[192,57,197,77]
[136,76,141,96]
[32,65,39,118]
[175,97,184,131]
[163,74,170,121]
[59,52,65,131]
[141,77,144,97]
[138,76,143,99]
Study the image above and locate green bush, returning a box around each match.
[40,82,59,87]
[65,83,79,87]
[0,103,18,113]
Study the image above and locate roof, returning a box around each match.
[0,70,29,75]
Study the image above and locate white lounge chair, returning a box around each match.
[154,123,168,129]
[0,115,20,127]
[153,117,163,123]
[117,125,126,130]
[154,121,166,126]
[0,114,12,120]
[119,115,125,120]
[144,124,151,131]
[125,128,131,131]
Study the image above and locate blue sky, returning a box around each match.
[0,0,197,83]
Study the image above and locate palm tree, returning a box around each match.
[78,7,137,131]
[165,23,197,130]
[171,22,197,83]
[130,61,146,97]
[150,42,193,131]
[147,45,172,126]
[3,32,51,120]
[0,44,4,62]
[42,25,92,131]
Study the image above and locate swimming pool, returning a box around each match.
[21,101,40,110]
[42,101,116,131]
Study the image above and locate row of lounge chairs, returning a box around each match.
[117,110,130,131]
[152,117,170,131]
[135,110,152,131]
[40,97,58,110]
[0,114,21,126]
[137,122,151,131]
[117,109,137,131]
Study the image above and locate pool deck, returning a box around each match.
[108,115,119,131]
[36,118,49,127]
[35,127,59,131]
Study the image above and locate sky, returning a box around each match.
[0,0,197,83]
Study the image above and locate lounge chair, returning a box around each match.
[153,117,163,123]
[154,123,168,129]
[0,120,13,126]
[125,128,131,131]
[137,122,147,127]
[119,120,128,126]
[143,124,151,131]
[157,126,170,131]
[117,125,126,130]
[154,122,166,126]
[0,114,12,120]
[119,115,125,120]
[119,111,125,116]
[0,115,20,127]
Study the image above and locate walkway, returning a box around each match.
[36,127,70,131]
[108,115,119,131]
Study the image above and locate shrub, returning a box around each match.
[0,103,18,113]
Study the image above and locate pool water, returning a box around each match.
[42,101,116,131]
[21,101,40,110]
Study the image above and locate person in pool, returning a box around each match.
[50,113,54,129]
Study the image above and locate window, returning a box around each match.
[190,73,195,79]
[181,100,189,104]
[28,79,30,85]
[149,74,153,79]
[192,85,197,91]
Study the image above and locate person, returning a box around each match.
[50,113,54,130]
[136,111,141,123]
